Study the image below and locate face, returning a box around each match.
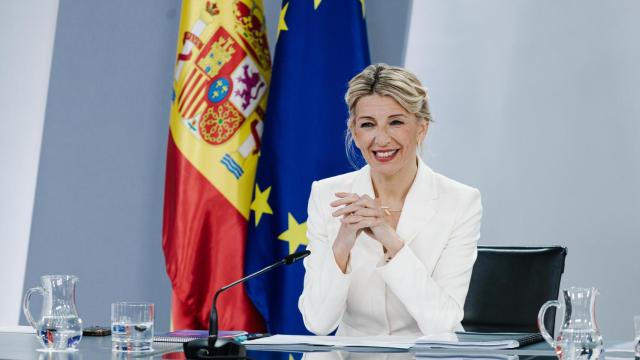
[352,94,428,178]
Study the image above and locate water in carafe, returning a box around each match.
[555,328,602,360]
[538,287,603,360]
[23,275,83,351]
[37,315,82,350]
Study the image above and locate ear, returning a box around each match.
[417,119,429,144]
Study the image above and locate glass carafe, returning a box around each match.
[538,287,603,360]
[23,275,83,351]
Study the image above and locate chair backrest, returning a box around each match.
[462,246,567,333]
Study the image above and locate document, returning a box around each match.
[414,332,544,349]
[245,335,417,350]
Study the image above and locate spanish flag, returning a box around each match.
[162,0,270,331]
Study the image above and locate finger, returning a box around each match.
[332,203,364,217]
[356,195,379,209]
[341,213,380,227]
[331,193,359,206]
[340,215,363,224]
[340,211,379,223]
[360,194,373,201]
[350,219,376,231]
[330,195,359,207]
[352,207,379,217]
[342,217,374,230]
[359,219,378,229]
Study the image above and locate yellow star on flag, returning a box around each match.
[314,0,322,10]
[360,0,366,17]
[277,2,289,39]
[278,213,308,254]
[250,184,273,226]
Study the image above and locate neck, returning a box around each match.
[371,157,419,206]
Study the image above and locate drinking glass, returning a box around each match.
[111,302,154,352]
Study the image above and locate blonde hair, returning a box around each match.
[344,63,432,167]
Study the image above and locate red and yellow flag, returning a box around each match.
[162,0,270,331]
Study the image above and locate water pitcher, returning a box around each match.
[23,275,83,351]
[538,287,603,360]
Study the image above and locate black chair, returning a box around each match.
[462,246,567,333]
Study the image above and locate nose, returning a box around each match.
[374,126,391,146]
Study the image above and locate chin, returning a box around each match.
[369,162,404,177]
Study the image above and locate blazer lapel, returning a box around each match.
[350,165,375,198]
[395,158,438,245]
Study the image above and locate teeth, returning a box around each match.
[376,150,396,158]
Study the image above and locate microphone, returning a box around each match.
[183,249,311,359]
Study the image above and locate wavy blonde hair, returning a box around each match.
[344,63,432,167]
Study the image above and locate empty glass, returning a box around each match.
[111,302,154,352]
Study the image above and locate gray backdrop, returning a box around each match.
[25,0,637,341]
[408,0,640,339]
[22,0,411,332]
[22,0,180,331]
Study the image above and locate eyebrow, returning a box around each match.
[388,114,408,118]
[356,113,408,121]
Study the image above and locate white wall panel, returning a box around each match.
[0,0,59,325]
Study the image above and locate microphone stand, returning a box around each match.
[184,250,310,359]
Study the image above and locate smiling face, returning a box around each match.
[352,94,428,178]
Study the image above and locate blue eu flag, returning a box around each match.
[244,0,370,334]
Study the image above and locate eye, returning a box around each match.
[359,121,374,128]
[390,119,404,126]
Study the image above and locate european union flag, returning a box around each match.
[245,0,370,334]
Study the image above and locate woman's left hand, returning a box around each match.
[332,193,404,257]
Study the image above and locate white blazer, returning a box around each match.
[298,158,482,336]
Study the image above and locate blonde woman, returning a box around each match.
[298,64,482,336]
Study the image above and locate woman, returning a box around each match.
[297,64,482,337]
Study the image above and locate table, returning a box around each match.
[0,331,569,360]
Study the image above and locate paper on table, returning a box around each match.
[0,325,35,333]
[414,332,526,349]
[245,335,417,349]
[414,354,519,360]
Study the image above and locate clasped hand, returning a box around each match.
[330,193,403,264]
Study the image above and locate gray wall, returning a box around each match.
[366,0,412,66]
[407,0,640,340]
[22,0,179,331]
[22,0,410,332]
